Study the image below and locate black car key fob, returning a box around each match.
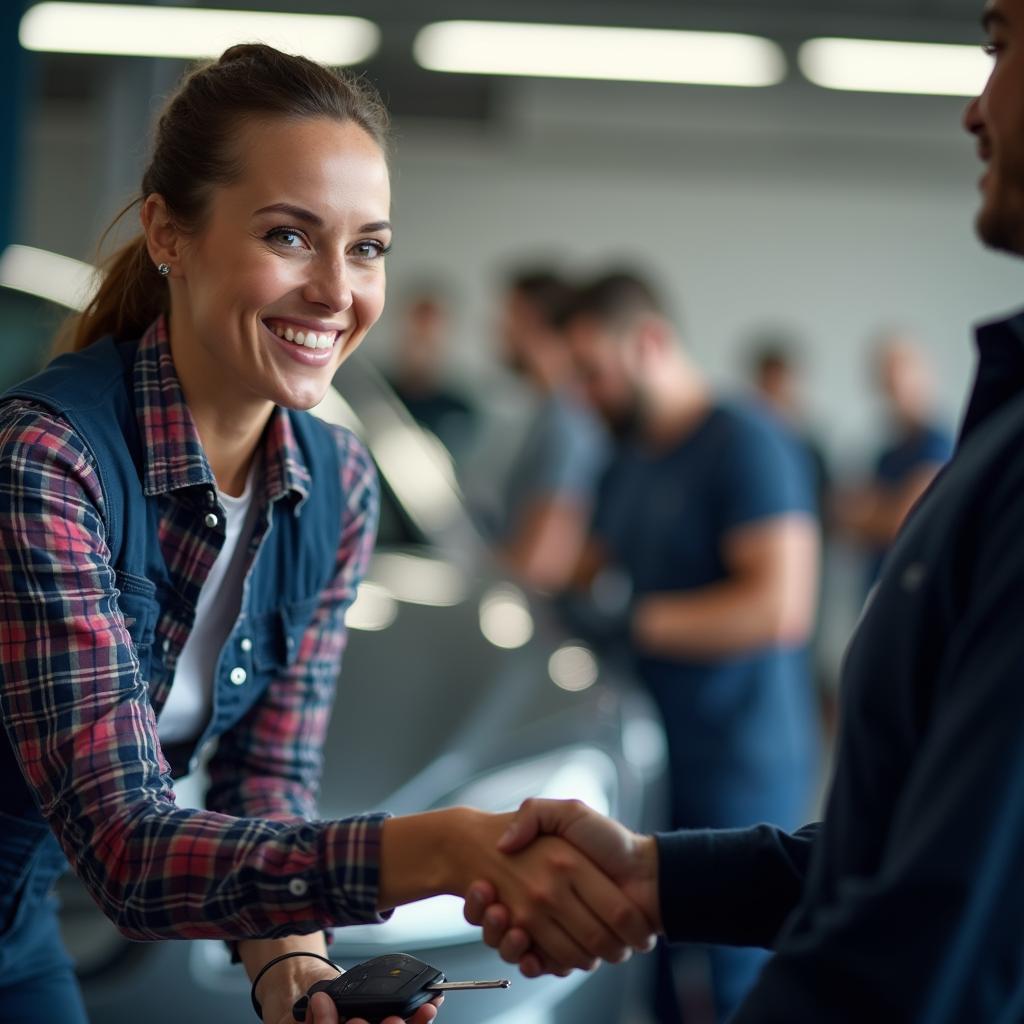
[292,952,509,1022]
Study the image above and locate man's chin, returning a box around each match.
[976,199,1024,257]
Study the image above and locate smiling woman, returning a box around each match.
[0,43,657,1024]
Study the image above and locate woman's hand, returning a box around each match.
[298,990,443,1024]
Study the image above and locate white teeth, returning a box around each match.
[268,322,334,351]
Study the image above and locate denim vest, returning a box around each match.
[0,337,342,967]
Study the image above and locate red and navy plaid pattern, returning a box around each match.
[0,318,388,941]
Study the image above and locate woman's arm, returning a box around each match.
[0,407,656,966]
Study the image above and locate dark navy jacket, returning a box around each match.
[657,312,1024,1022]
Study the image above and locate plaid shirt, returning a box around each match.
[0,318,389,941]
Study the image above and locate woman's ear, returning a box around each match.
[140,194,184,274]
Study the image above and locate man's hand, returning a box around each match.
[299,990,442,1024]
[463,799,661,977]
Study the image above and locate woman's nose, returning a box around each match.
[305,257,353,313]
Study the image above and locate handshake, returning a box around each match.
[291,800,663,1024]
[459,798,662,978]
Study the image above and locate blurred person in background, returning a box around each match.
[467,1,1024,1019]
[748,337,837,724]
[833,332,953,583]
[0,46,658,1024]
[559,271,821,1022]
[386,285,477,463]
[748,338,831,521]
[492,269,610,592]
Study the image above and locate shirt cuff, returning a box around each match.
[656,828,766,947]
[320,812,394,926]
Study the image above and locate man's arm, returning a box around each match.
[833,464,943,546]
[632,514,818,659]
[498,496,594,592]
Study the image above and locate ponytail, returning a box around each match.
[53,208,168,355]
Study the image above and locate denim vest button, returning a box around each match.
[288,877,308,897]
[204,512,219,528]
[162,638,171,653]
[229,666,247,685]
[239,637,253,653]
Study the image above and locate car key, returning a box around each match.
[291,952,510,1023]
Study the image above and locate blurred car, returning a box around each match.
[0,245,669,1024]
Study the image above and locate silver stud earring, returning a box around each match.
[157,263,170,277]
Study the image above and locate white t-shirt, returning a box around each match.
[157,469,260,745]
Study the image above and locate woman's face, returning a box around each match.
[166,115,391,413]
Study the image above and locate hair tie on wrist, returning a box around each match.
[250,950,341,1021]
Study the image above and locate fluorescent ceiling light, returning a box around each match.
[0,244,98,310]
[19,2,379,65]
[799,37,991,97]
[414,20,786,88]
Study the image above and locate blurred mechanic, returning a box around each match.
[748,338,831,521]
[561,272,820,1021]
[493,269,610,592]
[387,286,478,463]
[833,333,952,583]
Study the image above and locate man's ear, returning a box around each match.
[140,194,185,274]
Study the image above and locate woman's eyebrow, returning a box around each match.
[252,205,391,235]
[253,202,323,225]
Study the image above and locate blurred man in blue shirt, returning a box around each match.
[561,271,821,1020]
[493,270,610,592]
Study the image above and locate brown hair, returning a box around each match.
[561,270,667,332]
[508,268,577,331]
[58,43,389,353]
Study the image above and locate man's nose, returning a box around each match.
[962,93,984,137]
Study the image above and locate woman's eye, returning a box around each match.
[353,240,390,260]
[267,228,306,248]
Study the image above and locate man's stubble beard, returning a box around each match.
[976,164,1024,257]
